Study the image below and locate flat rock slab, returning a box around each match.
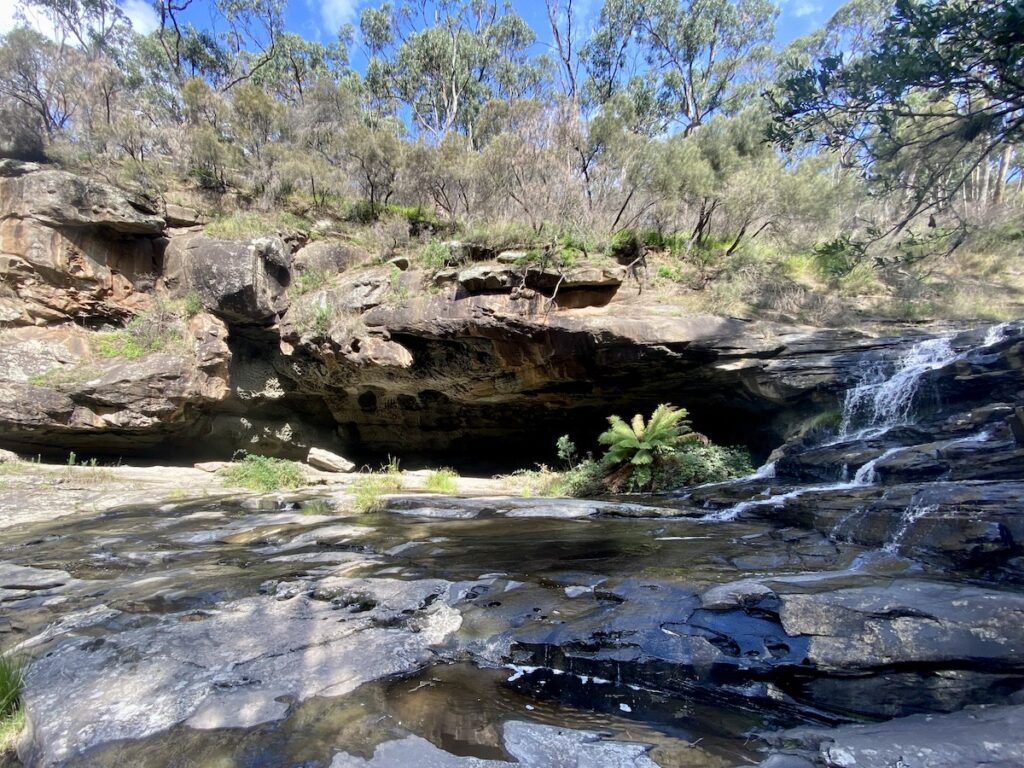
[331,720,659,768]
[19,578,463,766]
[777,579,1024,671]
[765,704,1024,768]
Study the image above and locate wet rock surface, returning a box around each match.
[2,463,1022,766]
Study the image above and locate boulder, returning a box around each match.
[777,579,1024,672]
[458,265,517,292]
[163,234,291,325]
[0,161,163,234]
[293,240,363,275]
[163,203,205,228]
[0,314,231,455]
[307,447,356,473]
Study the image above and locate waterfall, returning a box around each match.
[840,322,1015,439]
[703,322,1014,524]
[838,336,957,438]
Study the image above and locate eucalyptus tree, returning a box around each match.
[360,0,543,143]
[18,0,135,58]
[0,28,82,158]
[582,0,777,134]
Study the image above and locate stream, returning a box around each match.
[3,321,1024,767]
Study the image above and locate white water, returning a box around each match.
[851,446,905,485]
[703,326,1013,524]
[884,504,939,554]
[839,336,957,437]
[983,321,1011,347]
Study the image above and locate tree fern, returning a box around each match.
[597,404,693,489]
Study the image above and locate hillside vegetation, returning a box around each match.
[1,0,1021,323]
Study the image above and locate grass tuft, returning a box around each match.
[424,468,459,494]
[350,460,403,513]
[221,455,306,492]
[0,653,23,760]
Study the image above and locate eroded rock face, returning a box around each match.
[0,161,164,325]
[271,287,906,461]
[0,314,231,454]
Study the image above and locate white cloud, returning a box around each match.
[320,0,360,32]
[0,3,62,41]
[121,0,159,35]
[780,0,823,19]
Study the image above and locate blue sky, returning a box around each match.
[2,0,850,60]
[292,0,850,56]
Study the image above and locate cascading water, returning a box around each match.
[838,336,957,439]
[704,323,1013,524]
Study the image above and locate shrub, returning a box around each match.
[222,454,305,492]
[501,465,564,497]
[610,229,642,261]
[555,435,577,468]
[422,239,453,270]
[813,235,867,280]
[553,459,604,496]
[312,304,334,336]
[425,468,459,494]
[183,292,204,318]
[651,444,754,489]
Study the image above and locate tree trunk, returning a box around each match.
[994,145,1012,205]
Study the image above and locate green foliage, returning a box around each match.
[425,468,459,494]
[767,0,1023,224]
[610,229,643,261]
[798,409,843,439]
[295,270,328,295]
[312,305,334,336]
[182,292,204,319]
[387,266,409,303]
[656,264,685,282]
[555,435,577,468]
[598,404,694,489]
[301,499,332,516]
[92,303,186,360]
[351,464,403,513]
[93,331,162,359]
[0,653,23,723]
[205,211,312,239]
[651,444,754,489]
[222,455,305,492]
[812,235,868,280]
[421,239,453,270]
[501,465,566,497]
